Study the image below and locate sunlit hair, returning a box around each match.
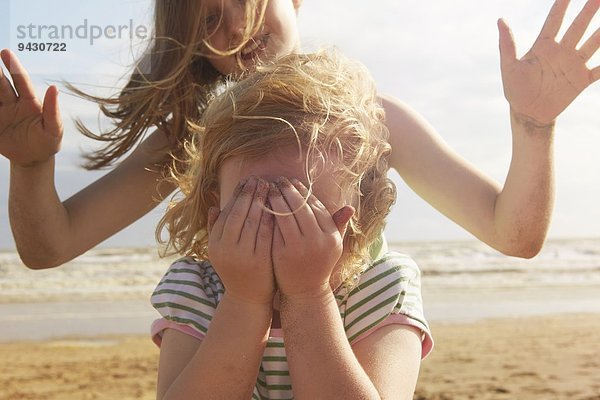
[156,50,396,290]
[64,0,267,170]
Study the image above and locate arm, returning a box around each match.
[9,128,176,268]
[269,179,421,398]
[157,176,276,399]
[280,291,422,400]
[157,295,272,400]
[383,96,553,258]
[385,0,600,258]
[1,49,176,268]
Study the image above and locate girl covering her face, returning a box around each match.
[152,49,432,400]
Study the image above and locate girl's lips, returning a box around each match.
[240,35,269,61]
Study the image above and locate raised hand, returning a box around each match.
[498,0,600,125]
[268,177,354,299]
[207,176,276,304]
[0,49,63,166]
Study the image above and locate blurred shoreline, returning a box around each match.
[1,238,599,341]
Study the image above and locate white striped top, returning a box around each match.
[151,252,433,400]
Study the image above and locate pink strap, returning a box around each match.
[151,318,206,347]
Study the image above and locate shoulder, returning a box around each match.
[342,252,433,357]
[378,94,432,133]
[152,257,224,305]
[377,94,451,178]
[378,94,439,144]
[151,257,223,337]
[342,252,421,332]
[353,251,422,292]
[348,252,423,310]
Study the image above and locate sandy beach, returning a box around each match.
[2,241,600,399]
[0,313,598,400]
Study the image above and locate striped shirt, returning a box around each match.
[151,252,433,399]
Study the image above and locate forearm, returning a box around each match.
[9,157,71,268]
[494,109,555,257]
[162,294,272,400]
[280,290,380,400]
[9,129,175,268]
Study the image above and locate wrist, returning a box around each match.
[10,155,55,170]
[510,108,556,132]
[279,284,335,310]
[221,291,274,314]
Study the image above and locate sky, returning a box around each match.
[1,0,599,251]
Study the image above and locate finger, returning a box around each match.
[331,206,355,236]
[222,176,259,243]
[0,64,18,105]
[273,219,285,248]
[210,178,248,240]
[268,182,302,240]
[239,178,269,247]
[291,178,337,234]
[591,64,600,82]
[207,206,220,236]
[537,0,571,42]
[297,182,337,233]
[561,0,600,48]
[42,85,63,138]
[579,26,600,60]
[1,49,37,100]
[498,19,517,68]
[255,202,274,257]
[277,177,319,235]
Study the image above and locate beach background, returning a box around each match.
[1,238,600,399]
[2,0,600,398]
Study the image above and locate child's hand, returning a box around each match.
[269,177,354,299]
[498,0,600,125]
[0,49,63,166]
[207,177,276,305]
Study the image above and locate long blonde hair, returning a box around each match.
[157,50,396,290]
[66,0,268,170]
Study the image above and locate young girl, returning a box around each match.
[1,0,599,267]
[151,49,432,400]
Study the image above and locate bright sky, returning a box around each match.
[1,0,599,250]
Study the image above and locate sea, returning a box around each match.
[1,238,599,340]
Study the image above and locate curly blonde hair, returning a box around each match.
[156,49,396,290]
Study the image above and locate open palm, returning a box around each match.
[0,49,62,166]
[499,0,600,125]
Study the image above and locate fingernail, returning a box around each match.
[268,182,281,197]
[290,178,306,190]
[257,178,269,193]
[246,176,259,186]
[233,179,247,195]
[275,176,291,189]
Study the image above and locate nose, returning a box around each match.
[225,4,245,38]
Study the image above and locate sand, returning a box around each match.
[1,313,599,400]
